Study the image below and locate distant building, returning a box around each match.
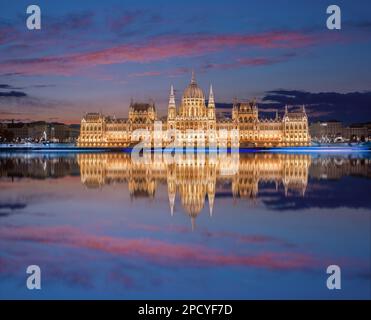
[0,121,80,142]
[68,124,81,142]
[49,123,70,142]
[310,121,343,140]
[78,72,311,148]
[27,122,48,141]
[6,122,29,140]
[310,121,370,141]
[0,123,14,142]
[346,124,369,141]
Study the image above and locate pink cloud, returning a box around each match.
[107,10,145,33]
[201,56,288,71]
[0,26,19,45]
[129,71,162,77]
[0,225,314,270]
[0,31,322,76]
[127,55,292,78]
[128,222,293,246]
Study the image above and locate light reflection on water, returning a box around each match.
[0,152,370,299]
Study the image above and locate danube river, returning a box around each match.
[0,151,370,299]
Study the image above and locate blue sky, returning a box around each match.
[0,0,371,123]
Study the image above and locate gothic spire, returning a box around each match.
[208,84,215,108]
[191,70,196,84]
[170,197,175,216]
[168,85,176,109]
[208,192,214,217]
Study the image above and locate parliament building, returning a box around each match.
[78,72,310,148]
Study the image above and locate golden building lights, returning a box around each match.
[78,72,311,148]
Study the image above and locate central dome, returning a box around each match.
[182,71,205,100]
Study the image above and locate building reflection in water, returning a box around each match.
[77,152,311,228]
[1,152,370,228]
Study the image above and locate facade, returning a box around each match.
[347,124,370,141]
[6,122,29,140]
[2,121,80,142]
[310,121,371,142]
[310,121,343,141]
[78,73,310,148]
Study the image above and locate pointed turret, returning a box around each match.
[129,98,134,111]
[168,85,176,120]
[252,97,257,110]
[208,84,215,107]
[169,196,175,216]
[191,70,196,84]
[167,170,176,215]
[169,85,176,108]
[208,84,216,120]
[208,193,214,217]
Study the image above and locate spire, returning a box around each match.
[170,200,174,216]
[285,105,288,114]
[208,84,215,108]
[252,97,257,105]
[232,97,238,110]
[302,104,306,113]
[168,181,175,215]
[168,85,176,108]
[191,70,196,84]
[208,192,214,217]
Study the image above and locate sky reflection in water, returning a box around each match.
[0,152,370,299]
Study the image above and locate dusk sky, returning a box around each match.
[1,0,371,123]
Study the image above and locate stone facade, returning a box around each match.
[78,73,310,148]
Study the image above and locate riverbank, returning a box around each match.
[0,142,370,153]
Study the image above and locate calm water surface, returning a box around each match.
[0,152,370,299]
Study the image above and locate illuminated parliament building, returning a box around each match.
[78,72,310,148]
